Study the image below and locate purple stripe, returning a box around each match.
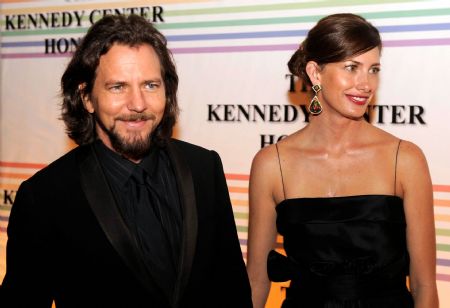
[384,38,450,47]
[437,273,450,282]
[0,216,9,221]
[171,44,298,54]
[1,52,73,59]
[437,258,450,267]
[239,238,248,246]
[2,38,450,59]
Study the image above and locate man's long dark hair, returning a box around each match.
[61,14,179,146]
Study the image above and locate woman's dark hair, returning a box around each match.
[61,14,179,146]
[288,13,382,86]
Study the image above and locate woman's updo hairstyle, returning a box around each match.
[288,13,382,86]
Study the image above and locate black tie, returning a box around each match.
[129,166,175,297]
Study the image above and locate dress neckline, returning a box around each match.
[276,194,403,210]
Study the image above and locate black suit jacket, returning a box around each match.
[1,139,252,308]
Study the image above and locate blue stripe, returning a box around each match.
[1,41,41,47]
[437,258,450,267]
[1,23,450,48]
[378,22,450,32]
[166,29,309,41]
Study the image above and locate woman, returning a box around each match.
[246,13,438,308]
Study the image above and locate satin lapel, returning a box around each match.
[166,141,198,306]
[77,145,170,306]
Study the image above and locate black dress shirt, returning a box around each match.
[94,140,182,298]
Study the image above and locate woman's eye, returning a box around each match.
[369,67,381,74]
[345,65,357,72]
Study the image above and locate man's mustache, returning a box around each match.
[115,113,156,121]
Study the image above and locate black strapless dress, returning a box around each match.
[267,195,414,308]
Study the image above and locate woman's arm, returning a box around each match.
[247,147,280,308]
[399,141,439,308]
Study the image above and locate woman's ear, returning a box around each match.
[305,61,321,85]
[79,83,94,113]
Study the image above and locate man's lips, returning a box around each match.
[121,119,148,128]
[116,114,156,128]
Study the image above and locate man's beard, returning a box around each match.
[95,113,156,161]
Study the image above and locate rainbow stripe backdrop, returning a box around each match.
[1,0,450,293]
[1,0,450,59]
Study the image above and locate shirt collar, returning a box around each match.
[94,139,160,187]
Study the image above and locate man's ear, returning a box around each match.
[305,61,321,85]
[79,83,94,113]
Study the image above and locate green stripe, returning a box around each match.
[0,205,12,211]
[361,8,450,19]
[1,27,89,36]
[236,225,248,233]
[234,212,249,219]
[2,7,450,36]
[164,0,423,17]
[437,243,450,252]
[2,8,450,36]
[436,228,450,237]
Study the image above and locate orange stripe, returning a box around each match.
[0,172,32,180]
[231,199,248,206]
[435,214,450,222]
[433,185,450,192]
[0,161,46,169]
[0,183,21,190]
[0,0,209,14]
[228,186,248,193]
[435,199,450,207]
[226,173,250,181]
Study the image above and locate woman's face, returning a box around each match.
[317,47,381,119]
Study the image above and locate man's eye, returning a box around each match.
[109,84,124,91]
[145,82,160,90]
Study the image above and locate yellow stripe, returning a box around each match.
[434,199,450,207]
[0,172,32,180]
[435,214,450,222]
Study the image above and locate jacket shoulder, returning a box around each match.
[25,144,91,185]
[169,139,212,154]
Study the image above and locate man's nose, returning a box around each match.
[127,87,146,112]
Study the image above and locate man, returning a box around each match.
[1,14,252,307]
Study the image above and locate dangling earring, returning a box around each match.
[308,84,322,115]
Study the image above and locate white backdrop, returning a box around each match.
[1,0,450,306]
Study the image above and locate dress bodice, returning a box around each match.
[268,195,413,307]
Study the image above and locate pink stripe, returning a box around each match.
[436,273,450,282]
[433,185,450,192]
